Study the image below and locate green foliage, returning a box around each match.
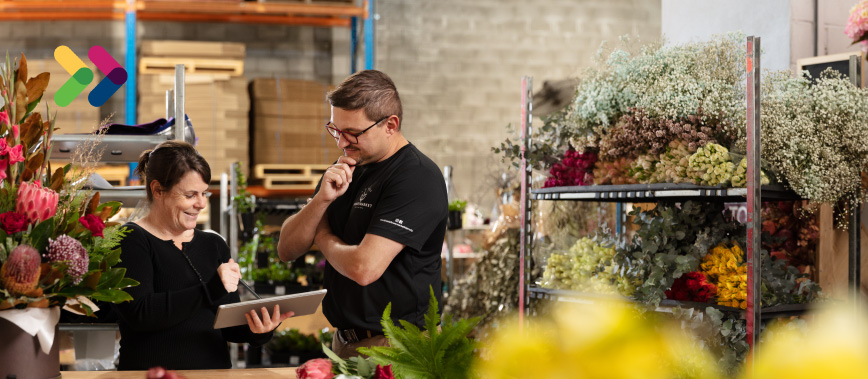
[613,201,741,307]
[233,163,255,214]
[358,286,481,379]
[448,200,467,212]
[493,110,578,170]
[760,248,821,307]
[238,219,300,283]
[266,328,322,354]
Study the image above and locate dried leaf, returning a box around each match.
[87,192,100,215]
[14,80,27,123]
[16,53,27,87]
[26,298,49,308]
[0,299,12,311]
[25,72,50,106]
[20,112,43,147]
[97,206,113,222]
[20,167,33,182]
[50,166,65,191]
[83,271,101,290]
[22,287,43,298]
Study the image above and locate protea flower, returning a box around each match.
[1,244,41,295]
[46,235,89,285]
[16,180,59,224]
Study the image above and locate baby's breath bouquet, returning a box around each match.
[0,54,138,316]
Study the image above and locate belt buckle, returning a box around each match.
[342,329,359,343]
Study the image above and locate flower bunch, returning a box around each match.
[592,156,636,185]
[626,154,657,183]
[846,0,868,53]
[762,201,818,275]
[0,53,137,314]
[651,140,693,184]
[540,237,622,294]
[599,108,729,160]
[542,149,597,188]
[665,271,716,303]
[700,242,746,309]
[687,143,735,186]
[730,157,770,187]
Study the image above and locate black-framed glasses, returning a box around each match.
[325,116,389,144]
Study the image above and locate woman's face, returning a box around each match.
[155,171,209,233]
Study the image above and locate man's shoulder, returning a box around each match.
[395,144,441,174]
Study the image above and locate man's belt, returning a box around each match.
[337,328,384,343]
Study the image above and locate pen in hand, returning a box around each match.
[239,279,262,300]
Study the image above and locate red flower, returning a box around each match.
[7,144,24,164]
[0,211,28,233]
[665,271,717,303]
[296,358,335,379]
[374,364,395,379]
[79,214,106,238]
[146,366,187,379]
[0,138,8,156]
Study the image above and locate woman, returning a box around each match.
[114,140,293,370]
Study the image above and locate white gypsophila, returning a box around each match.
[760,69,868,221]
[568,33,746,143]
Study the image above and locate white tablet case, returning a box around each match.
[213,289,328,329]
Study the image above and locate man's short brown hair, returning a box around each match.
[328,70,403,130]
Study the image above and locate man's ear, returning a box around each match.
[385,115,400,134]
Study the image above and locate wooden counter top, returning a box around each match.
[61,368,297,378]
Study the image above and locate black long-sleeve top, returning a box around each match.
[114,222,272,370]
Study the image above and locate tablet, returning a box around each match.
[213,289,328,329]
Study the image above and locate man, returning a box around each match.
[277,70,447,358]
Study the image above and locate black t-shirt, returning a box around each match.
[318,143,447,332]
[114,223,272,370]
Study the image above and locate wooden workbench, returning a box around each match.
[60,368,297,378]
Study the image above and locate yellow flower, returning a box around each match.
[474,303,722,379]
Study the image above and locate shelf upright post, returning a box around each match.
[174,64,185,141]
[745,36,762,361]
[363,0,375,70]
[166,90,174,119]
[848,54,862,309]
[124,0,136,125]
[230,161,239,262]
[518,76,533,325]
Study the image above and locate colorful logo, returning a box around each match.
[54,45,127,107]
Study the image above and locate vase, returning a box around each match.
[447,210,463,230]
[0,312,61,379]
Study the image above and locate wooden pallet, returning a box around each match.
[139,57,244,76]
[263,177,319,190]
[254,163,330,179]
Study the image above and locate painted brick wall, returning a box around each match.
[373,0,662,211]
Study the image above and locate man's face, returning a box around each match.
[329,107,387,165]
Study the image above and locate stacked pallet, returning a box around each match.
[137,40,249,178]
[253,163,329,190]
[250,78,340,166]
[26,59,101,134]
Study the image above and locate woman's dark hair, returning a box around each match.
[135,140,210,202]
[327,70,403,129]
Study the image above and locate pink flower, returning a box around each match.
[16,180,59,224]
[79,214,106,237]
[12,124,18,140]
[0,110,7,126]
[0,138,8,156]
[8,144,24,164]
[0,159,7,182]
[296,358,335,379]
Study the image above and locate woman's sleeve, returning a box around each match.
[114,226,225,332]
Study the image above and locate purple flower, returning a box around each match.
[45,235,89,284]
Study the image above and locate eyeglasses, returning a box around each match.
[325,116,389,144]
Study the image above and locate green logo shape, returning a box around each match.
[55,67,94,107]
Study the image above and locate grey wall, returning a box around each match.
[374,0,662,211]
[662,0,792,71]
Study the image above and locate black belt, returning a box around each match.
[337,328,384,343]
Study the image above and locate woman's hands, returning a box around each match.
[246,304,294,334]
[217,258,241,293]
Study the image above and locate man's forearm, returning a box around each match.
[277,199,330,262]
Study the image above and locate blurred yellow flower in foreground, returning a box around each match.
[748,304,868,379]
[474,302,722,379]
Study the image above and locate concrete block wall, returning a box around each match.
[374,0,662,211]
[0,20,334,127]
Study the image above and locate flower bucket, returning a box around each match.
[447,210,463,230]
[0,310,61,379]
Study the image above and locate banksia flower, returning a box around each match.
[1,244,41,296]
[16,181,59,224]
[46,235,89,285]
